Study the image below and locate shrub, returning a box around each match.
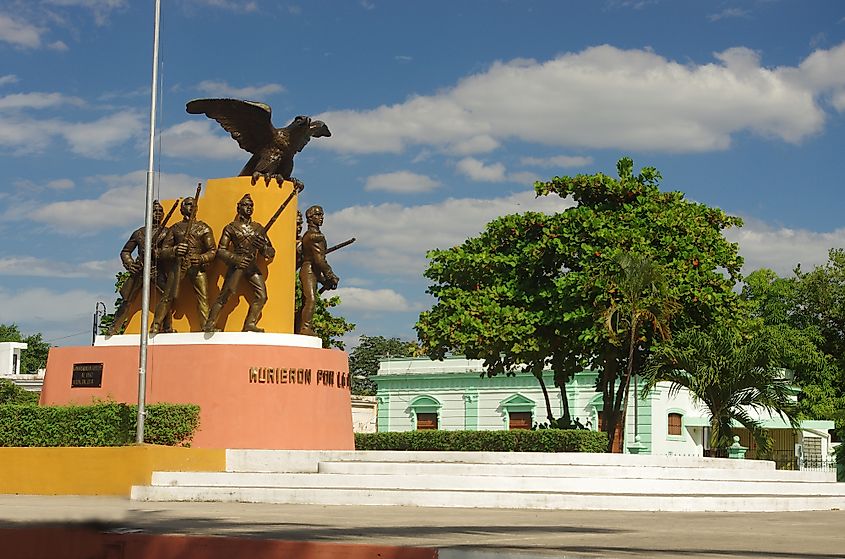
[355,429,608,453]
[0,379,39,405]
[0,402,200,447]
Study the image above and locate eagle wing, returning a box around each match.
[186,98,275,154]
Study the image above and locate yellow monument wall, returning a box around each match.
[0,445,225,496]
[124,176,298,334]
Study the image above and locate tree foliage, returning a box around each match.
[741,264,845,438]
[98,271,129,335]
[348,335,421,395]
[602,252,680,450]
[643,327,799,454]
[417,158,743,448]
[0,324,51,374]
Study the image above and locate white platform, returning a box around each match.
[131,450,844,512]
[95,331,322,348]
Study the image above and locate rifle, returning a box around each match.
[317,238,355,294]
[327,237,356,255]
[172,183,202,299]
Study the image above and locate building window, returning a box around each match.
[668,413,683,436]
[508,411,532,430]
[12,353,18,375]
[416,412,438,430]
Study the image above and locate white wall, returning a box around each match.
[0,342,27,375]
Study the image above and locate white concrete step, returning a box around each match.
[316,460,832,482]
[131,450,842,512]
[225,449,776,473]
[147,471,845,496]
[130,484,845,512]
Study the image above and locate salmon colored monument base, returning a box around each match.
[40,336,354,450]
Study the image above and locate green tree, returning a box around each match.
[417,158,743,448]
[643,327,799,454]
[602,252,680,450]
[0,324,51,374]
[311,294,356,350]
[98,271,129,335]
[349,335,421,395]
[741,266,845,439]
[793,249,845,370]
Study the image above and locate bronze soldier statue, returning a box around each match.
[295,210,303,269]
[107,200,173,335]
[204,194,276,333]
[152,196,216,333]
[297,205,339,337]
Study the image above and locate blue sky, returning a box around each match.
[1,0,844,347]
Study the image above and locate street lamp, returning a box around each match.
[92,301,106,345]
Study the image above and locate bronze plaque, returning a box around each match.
[71,362,103,388]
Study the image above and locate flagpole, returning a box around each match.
[137,0,162,444]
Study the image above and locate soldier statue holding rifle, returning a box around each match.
[107,199,178,336]
[204,190,297,333]
[152,191,216,334]
[297,205,340,337]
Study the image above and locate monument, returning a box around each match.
[40,99,355,450]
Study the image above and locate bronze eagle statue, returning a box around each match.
[186,98,331,187]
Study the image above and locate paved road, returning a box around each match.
[0,495,842,558]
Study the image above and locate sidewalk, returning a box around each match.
[0,495,842,558]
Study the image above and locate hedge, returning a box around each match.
[355,429,608,453]
[0,402,200,447]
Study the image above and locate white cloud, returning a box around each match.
[196,80,285,99]
[333,287,417,312]
[0,110,142,157]
[456,157,506,182]
[0,92,84,111]
[46,178,74,189]
[43,0,128,25]
[0,286,108,326]
[707,8,749,22]
[0,14,44,49]
[0,256,116,278]
[364,171,441,193]
[316,43,845,155]
[726,217,845,276]
[507,171,541,185]
[187,0,258,13]
[450,135,500,155]
[0,74,19,86]
[521,155,594,168]
[323,190,575,277]
[47,40,68,51]
[160,120,244,160]
[61,112,144,158]
[28,170,200,233]
[455,157,537,184]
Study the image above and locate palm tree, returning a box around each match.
[603,252,680,451]
[642,327,799,454]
